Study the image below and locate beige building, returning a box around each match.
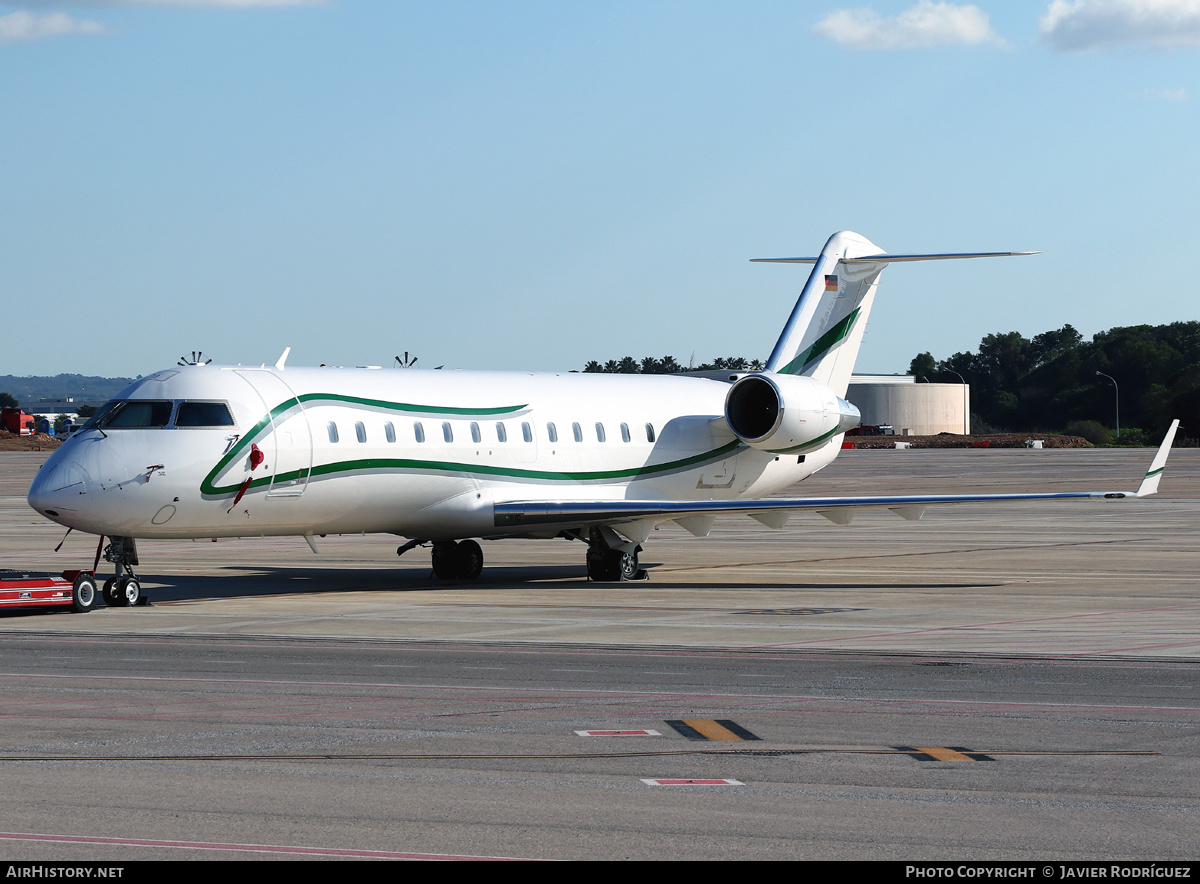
[847,374,969,436]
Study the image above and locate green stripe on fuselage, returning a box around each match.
[200,395,743,496]
[779,307,859,375]
[202,394,528,495]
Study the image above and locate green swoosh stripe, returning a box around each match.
[295,393,526,417]
[779,307,860,375]
[761,425,843,454]
[203,439,744,496]
[202,394,528,495]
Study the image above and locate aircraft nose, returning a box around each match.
[27,452,90,524]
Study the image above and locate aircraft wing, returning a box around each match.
[493,421,1180,539]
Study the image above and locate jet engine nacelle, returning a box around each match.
[724,373,861,453]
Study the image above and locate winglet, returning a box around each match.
[1135,419,1180,497]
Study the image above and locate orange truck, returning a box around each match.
[1,407,36,435]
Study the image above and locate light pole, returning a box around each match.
[1095,371,1119,440]
[943,368,970,435]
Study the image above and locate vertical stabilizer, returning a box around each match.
[756,233,1038,398]
[761,231,886,398]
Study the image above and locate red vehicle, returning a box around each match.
[1,407,36,435]
[845,424,896,437]
[0,569,98,613]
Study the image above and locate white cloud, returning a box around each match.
[1040,0,1200,51]
[0,10,106,45]
[1143,85,1190,99]
[814,1,1007,50]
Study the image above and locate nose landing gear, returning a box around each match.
[101,537,147,607]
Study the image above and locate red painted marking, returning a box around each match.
[576,729,660,737]
[0,831,532,861]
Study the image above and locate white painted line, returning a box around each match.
[641,778,743,786]
[575,729,662,737]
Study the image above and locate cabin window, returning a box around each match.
[470,422,481,443]
[495,422,507,443]
[413,422,425,443]
[327,422,339,443]
[521,422,533,443]
[620,423,631,443]
[384,422,396,443]
[547,422,558,443]
[572,422,582,442]
[175,401,235,428]
[103,400,173,429]
[645,423,656,443]
[595,422,606,443]
[355,421,366,443]
[442,421,453,443]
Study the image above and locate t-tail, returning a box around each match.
[756,231,1039,398]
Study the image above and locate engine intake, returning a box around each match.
[724,374,860,452]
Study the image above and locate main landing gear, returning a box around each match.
[398,530,650,582]
[430,539,484,580]
[585,528,648,582]
[100,536,146,607]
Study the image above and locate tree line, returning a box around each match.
[909,321,1199,444]
[583,356,764,374]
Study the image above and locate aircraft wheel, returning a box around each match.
[115,576,141,607]
[455,539,483,579]
[586,548,617,582]
[102,578,120,606]
[71,574,97,613]
[616,549,640,581]
[431,542,458,580]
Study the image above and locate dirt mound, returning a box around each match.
[0,431,62,451]
[847,433,1092,449]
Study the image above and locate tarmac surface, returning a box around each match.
[0,446,1197,860]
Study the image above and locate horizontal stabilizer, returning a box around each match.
[752,251,1040,265]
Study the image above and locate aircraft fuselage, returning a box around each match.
[28,365,841,543]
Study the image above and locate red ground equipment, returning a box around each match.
[0,570,98,613]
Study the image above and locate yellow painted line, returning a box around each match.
[683,720,743,742]
[913,746,974,762]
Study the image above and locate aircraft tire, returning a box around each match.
[617,550,639,581]
[71,574,97,613]
[586,549,621,582]
[102,578,120,606]
[115,576,141,607]
[431,542,458,580]
[455,540,483,579]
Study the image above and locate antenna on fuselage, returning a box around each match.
[178,351,213,366]
[395,352,419,368]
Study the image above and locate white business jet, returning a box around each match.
[27,231,1179,607]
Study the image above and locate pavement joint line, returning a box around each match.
[0,749,1160,762]
[0,830,533,861]
[1,671,1198,711]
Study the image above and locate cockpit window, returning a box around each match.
[176,401,235,427]
[81,400,121,431]
[102,400,173,428]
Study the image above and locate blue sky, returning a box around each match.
[2,1,1197,378]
